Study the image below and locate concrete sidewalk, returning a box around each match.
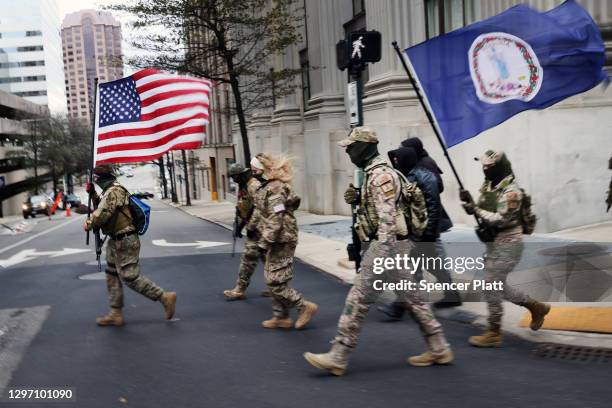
[172,198,612,350]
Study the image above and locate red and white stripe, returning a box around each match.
[93,68,212,165]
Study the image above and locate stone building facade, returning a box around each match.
[231,0,612,233]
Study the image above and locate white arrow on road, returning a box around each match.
[0,248,91,268]
[152,239,230,249]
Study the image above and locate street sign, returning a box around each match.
[348,81,360,125]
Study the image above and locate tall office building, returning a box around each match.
[61,10,123,122]
[0,0,66,113]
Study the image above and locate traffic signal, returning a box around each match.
[336,30,382,71]
[336,40,350,70]
[348,30,381,64]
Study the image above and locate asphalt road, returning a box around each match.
[0,198,610,408]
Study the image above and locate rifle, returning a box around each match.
[87,186,105,272]
[346,169,364,272]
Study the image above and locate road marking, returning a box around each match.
[152,239,230,249]
[0,216,83,255]
[0,248,91,268]
[0,306,50,397]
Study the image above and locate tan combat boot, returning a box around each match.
[223,284,247,301]
[469,330,503,347]
[161,292,177,320]
[304,342,351,376]
[260,289,273,297]
[525,301,551,331]
[96,308,124,327]
[408,333,454,367]
[295,301,318,329]
[261,317,293,329]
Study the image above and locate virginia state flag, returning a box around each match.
[405,0,608,147]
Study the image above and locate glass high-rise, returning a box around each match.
[61,10,123,123]
[0,0,66,113]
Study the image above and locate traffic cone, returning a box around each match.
[66,205,72,217]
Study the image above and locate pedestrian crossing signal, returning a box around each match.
[336,30,382,71]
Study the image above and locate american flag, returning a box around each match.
[93,68,212,165]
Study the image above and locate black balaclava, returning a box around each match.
[388,147,418,177]
[347,141,379,168]
[401,137,426,158]
[484,153,513,186]
[231,170,252,187]
[94,174,116,191]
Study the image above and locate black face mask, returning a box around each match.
[231,170,252,187]
[347,141,378,168]
[484,156,513,186]
[94,175,115,190]
[253,172,265,182]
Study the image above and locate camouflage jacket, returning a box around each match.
[358,155,400,244]
[236,178,261,227]
[475,174,522,230]
[87,181,133,236]
[253,179,300,244]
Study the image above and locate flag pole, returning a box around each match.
[391,41,465,190]
[86,78,99,246]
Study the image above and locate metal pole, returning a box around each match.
[392,41,465,190]
[181,150,191,206]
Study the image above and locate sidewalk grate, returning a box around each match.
[533,343,612,363]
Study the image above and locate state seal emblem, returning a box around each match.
[468,32,543,104]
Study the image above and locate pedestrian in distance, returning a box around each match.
[459,150,550,347]
[252,153,318,330]
[304,127,453,376]
[223,161,271,300]
[83,164,177,327]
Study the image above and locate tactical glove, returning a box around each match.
[344,184,360,205]
[462,202,475,215]
[459,188,474,204]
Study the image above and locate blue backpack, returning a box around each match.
[119,187,151,235]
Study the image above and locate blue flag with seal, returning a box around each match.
[405,0,608,148]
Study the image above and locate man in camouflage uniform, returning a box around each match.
[252,154,318,329]
[83,164,177,326]
[304,127,453,376]
[460,150,550,347]
[223,162,270,300]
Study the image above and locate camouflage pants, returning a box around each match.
[264,241,305,318]
[236,235,266,290]
[105,234,164,309]
[484,228,531,331]
[335,239,443,348]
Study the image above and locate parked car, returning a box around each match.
[133,191,154,199]
[64,194,81,208]
[22,195,53,218]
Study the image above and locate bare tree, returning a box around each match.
[109,0,303,163]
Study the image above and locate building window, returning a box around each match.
[299,48,310,110]
[425,0,466,39]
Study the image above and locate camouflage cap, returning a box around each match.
[93,164,116,176]
[479,150,505,167]
[337,126,378,147]
[228,162,249,176]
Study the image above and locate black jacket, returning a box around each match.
[388,147,452,240]
[406,167,452,240]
